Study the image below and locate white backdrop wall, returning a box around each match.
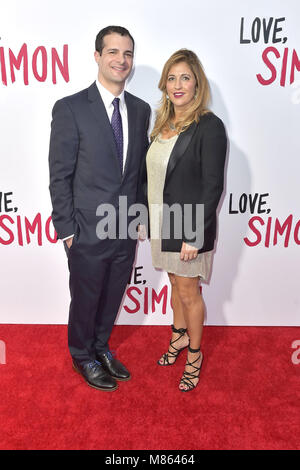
[0,0,299,325]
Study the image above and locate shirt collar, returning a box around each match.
[96,79,126,111]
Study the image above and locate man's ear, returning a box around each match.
[94,50,101,64]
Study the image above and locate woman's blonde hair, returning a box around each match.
[151,49,210,140]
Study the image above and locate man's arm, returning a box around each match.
[48,99,79,240]
[137,104,151,237]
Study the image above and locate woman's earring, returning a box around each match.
[166,94,169,100]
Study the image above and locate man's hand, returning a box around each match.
[180,242,198,261]
[138,224,147,241]
[65,236,74,249]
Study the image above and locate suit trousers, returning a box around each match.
[64,208,136,365]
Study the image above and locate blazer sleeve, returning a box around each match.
[48,99,79,240]
[183,116,227,245]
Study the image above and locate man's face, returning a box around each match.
[94,33,134,89]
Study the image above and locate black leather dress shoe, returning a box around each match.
[72,359,118,391]
[96,352,131,381]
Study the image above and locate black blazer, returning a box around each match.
[49,82,151,239]
[139,112,227,253]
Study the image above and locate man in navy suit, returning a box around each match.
[49,26,150,391]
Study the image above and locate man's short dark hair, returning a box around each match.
[95,26,135,55]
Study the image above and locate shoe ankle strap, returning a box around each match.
[188,345,201,353]
[171,324,187,335]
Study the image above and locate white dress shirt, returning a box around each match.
[95,79,129,172]
[62,79,129,242]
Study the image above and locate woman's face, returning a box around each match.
[166,61,197,114]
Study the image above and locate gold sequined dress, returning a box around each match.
[146,134,213,280]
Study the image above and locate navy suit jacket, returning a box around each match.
[49,82,151,240]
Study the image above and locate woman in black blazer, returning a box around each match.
[140,49,227,391]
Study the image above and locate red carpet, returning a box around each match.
[0,324,299,450]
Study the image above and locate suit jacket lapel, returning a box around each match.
[87,82,122,177]
[164,121,197,186]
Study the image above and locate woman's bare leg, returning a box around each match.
[172,275,204,390]
[158,273,189,365]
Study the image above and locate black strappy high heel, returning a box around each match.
[179,346,203,392]
[158,324,188,366]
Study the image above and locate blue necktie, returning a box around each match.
[111,98,123,173]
